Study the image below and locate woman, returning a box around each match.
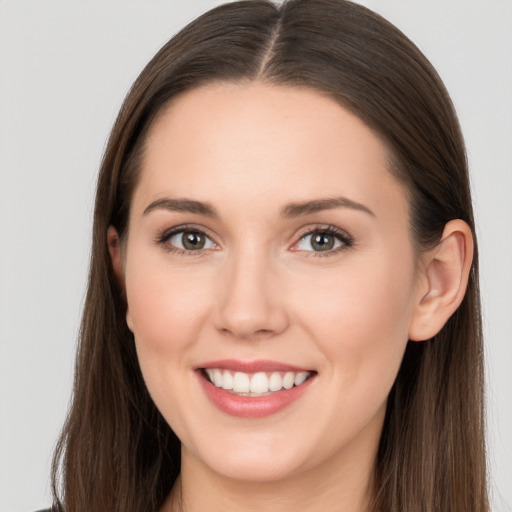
[46,0,488,511]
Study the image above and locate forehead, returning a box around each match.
[133,81,407,222]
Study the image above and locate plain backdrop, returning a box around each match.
[0,1,510,511]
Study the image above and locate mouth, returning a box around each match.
[201,368,314,397]
[195,360,317,418]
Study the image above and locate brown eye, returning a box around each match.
[293,227,352,255]
[166,229,216,252]
[310,233,335,251]
[182,231,206,250]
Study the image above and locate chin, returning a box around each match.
[184,429,313,483]
[205,452,305,483]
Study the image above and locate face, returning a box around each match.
[119,82,424,484]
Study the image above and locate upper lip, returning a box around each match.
[195,359,313,373]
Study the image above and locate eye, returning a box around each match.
[292,227,352,254]
[160,227,218,253]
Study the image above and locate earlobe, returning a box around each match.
[408,219,474,342]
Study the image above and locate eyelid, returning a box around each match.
[289,224,354,256]
[155,222,354,256]
[156,223,220,254]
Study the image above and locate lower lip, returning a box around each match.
[197,371,315,419]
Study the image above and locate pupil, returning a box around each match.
[183,231,205,250]
[311,233,334,251]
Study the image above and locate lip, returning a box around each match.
[195,360,316,419]
[196,359,312,373]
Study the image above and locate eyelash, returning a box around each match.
[156,224,217,256]
[292,225,354,257]
[156,224,354,257]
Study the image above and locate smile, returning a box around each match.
[196,360,316,418]
[204,369,312,396]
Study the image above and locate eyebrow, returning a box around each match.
[142,195,374,219]
[281,196,375,218]
[143,198,219,218]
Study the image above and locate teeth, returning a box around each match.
[221,371,233,390]
[249,372,268,393]
[213,369,223,388]
[269,372,282,392]
[294,371,309,386]
[204,369,312,395]
[282,372,295,390]
[233,372,250,392]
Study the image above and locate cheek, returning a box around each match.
[293,252,416,391]
[125,255,214,363]
[124,254,217,433]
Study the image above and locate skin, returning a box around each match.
[108,82,473,512]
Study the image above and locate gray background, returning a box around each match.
[0,1,510,511]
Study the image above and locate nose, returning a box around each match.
[213,249,289,340]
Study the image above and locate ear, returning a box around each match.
[408,219,474,342]
[107,226,135,332]
[107,226,126,293]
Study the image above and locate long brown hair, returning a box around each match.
[51,1,487,511]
